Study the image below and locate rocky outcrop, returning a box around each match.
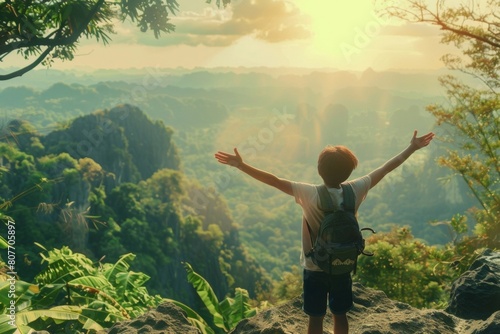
[231,283,500,334]
[105,303,201,334]
[107,250,500,334]
[446,249,500,320]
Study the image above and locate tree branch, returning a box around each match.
[434,19,500,49]
[0,45,54,80]
[0,0,106,80]
[384,1,500,48]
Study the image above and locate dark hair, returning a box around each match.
[317,145,358,187]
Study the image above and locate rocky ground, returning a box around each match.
[102,249,500,334]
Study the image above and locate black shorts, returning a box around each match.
[302,269,353,316]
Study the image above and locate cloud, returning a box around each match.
[230,0,311,42]
[135,0,312,47]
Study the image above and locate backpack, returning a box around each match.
[305,183,375,275]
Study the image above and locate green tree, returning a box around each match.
[380,0,499,250]
[356,227,457,308]
[0,0,230,80]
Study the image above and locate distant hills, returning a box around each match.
[0,66,479,280]
[0,66,469,94]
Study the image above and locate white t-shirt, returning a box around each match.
[291,175,372,271]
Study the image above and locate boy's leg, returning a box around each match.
[303,270,328,334]
[332,313,348,334]
[327,273,352,334]
[308,315,324,334]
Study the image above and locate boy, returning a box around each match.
[214,130,434,334]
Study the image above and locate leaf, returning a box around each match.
[0,280,38,312]
[165,299,215,334]
[67,283,130,320]
[15,305,104,334]
[70,275,113,290]
[183,262,226,330]
[0,235,7,249]
[115,271,150,297]
[82,304,126,324]
[35,246,96,284]
[30,283,66,309]
[104,253,135,281]
[34,242,47,251]
[0,314,16,334]
[219,288,256,330]
[233,288,257,320]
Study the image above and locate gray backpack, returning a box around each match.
[305,183,375,275]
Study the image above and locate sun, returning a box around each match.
[295,1,379,57]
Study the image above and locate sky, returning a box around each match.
[5,0,456,72]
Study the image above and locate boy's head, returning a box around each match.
[317,145,358,187]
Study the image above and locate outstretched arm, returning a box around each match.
[214,148,294,196]
[368,130,434,189]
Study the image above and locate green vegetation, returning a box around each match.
[0,107,270,323]
[170,262,257,334]
[0,241,256,334]
[0,243,163,333]
[357,227,457,309]
[383,0,499,251]
[0,0,498,326]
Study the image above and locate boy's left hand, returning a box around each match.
[215,148,243,168]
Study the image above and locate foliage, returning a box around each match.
[0,0,236,80]
[355,227,460,309]
[260,265,302,306]
[0,243,164,333]
[0,240,258,333]
[165,298,216,334]
[0,0,178,80]
[1,106,271,317]
[181,262,257,333]
[380,0,499,249]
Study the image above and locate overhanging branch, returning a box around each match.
[0,0,106,80]
[0,45,54,80]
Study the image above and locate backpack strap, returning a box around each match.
[304,217,314,257]
[340,183,355,214]
[315,185,337,212]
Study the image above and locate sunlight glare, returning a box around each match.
[296,1,378,56]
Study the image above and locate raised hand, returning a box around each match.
[410,130,435,150]
[214,148,243,168]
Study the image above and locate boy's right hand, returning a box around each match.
[215,148,243,168]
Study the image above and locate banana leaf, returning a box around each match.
[81,304,127,324]
[115,270,150,298]
[30,283,66,308]
[0,280,39,311]
[165,299,215,334]
[225,288,256,330]
[103,253,135,281]
[183,262,226,330]
[0,235,7,249]
[69,275,113,290]
[15,305,104,334]
[0,314,16,334]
